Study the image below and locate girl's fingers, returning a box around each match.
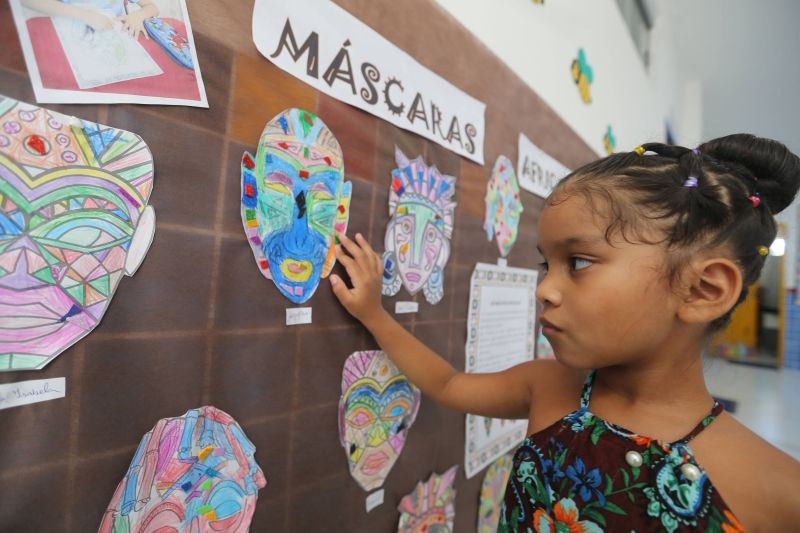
[329,274,352,305]
[334,245,364,283]
[354,233,380,273]
[337,232,365,262]
[375,251,384,277]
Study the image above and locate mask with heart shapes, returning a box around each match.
[484,155,523,258]
[338,350,421,491]
[240,108,351,304]
[0,95,155,371]
[397,466,458,533]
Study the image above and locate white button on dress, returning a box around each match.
[681,463,702,481]
[625,450,643,468]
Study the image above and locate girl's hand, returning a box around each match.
[117,11,149,40]
[80,9,114,31]
[330,232,386,326]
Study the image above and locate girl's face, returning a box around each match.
[536,193,683,369]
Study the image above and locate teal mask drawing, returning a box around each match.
[381,147,456,305]
[241,109,352,304]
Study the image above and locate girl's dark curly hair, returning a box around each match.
[549,134,800,330]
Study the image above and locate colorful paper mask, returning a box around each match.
[339,350,421,491]
[484,155,523,258]
[241,108,352,304]
[571,48,594,104]
[99,406,266,533]
[382,147,456,304]
[603,125,616,155]
[477,454,512,533]
[0,95,155,372]
[397,466,458,533]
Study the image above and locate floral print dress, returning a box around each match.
[499,371,745,532]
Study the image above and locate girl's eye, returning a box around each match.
[570,257,592,271]
[538,261,549,274]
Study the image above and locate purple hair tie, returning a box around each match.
[692,148,701,156]
[683,176,698,188]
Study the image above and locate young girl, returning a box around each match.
[329,134,800,532]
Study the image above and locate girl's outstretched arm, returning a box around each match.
[330,232,533,419]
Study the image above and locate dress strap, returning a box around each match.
[579,370,596,408]
[675,400,724,445]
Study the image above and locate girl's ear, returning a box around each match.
[677,256,743,324]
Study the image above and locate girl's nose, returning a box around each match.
[535,271,562,307]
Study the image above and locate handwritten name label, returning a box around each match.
[286,307,313,325]
[365,488,385,512]
[395,301,419,314]
[0,378,65,410]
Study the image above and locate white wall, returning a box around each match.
[433,0,668,156]
[437,0,800,288]
[654,0,800,288]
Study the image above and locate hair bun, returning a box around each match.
[699,134,800,214]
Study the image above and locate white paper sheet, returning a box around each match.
[464,263,538,478]
[0,378,65,410]
[52,14,163,89]
[365,488,385,512]
[252,0,486,164]
[395,301,419,314]
[8,0,208,107]
[517,133,570,198]
[286,307,313,325]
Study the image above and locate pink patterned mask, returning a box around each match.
[0,96,155,371]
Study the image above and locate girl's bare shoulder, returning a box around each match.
[692,412,800,530]
[522,359,587,395]
[523,359,588,430]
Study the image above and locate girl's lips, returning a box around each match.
[540,317,562,334]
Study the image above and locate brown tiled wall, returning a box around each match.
[0,0,597,531]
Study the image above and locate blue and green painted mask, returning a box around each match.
[241,109,352,304]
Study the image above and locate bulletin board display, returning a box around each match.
[0,0,596,531]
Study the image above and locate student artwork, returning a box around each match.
[397,466,458,533]
[339,350,421,491]
[571,48,594,104]
[8,0,207,106]
[99,406,266,533]
[603,125,616,155]
[50,10,163,90]
[241,108,352,304]
[484,155,523,258]
[144,17,194,69]
[477,454,512,533]
[0,95,155,372]
[464,263,537,478]
[382,147,456,305]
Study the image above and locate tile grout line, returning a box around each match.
[200,52,237,406]
[0,442,139,483]
[87,320,458,341]
[62,343,85,532]
[118,103,225,141]
[283,328,302,530]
